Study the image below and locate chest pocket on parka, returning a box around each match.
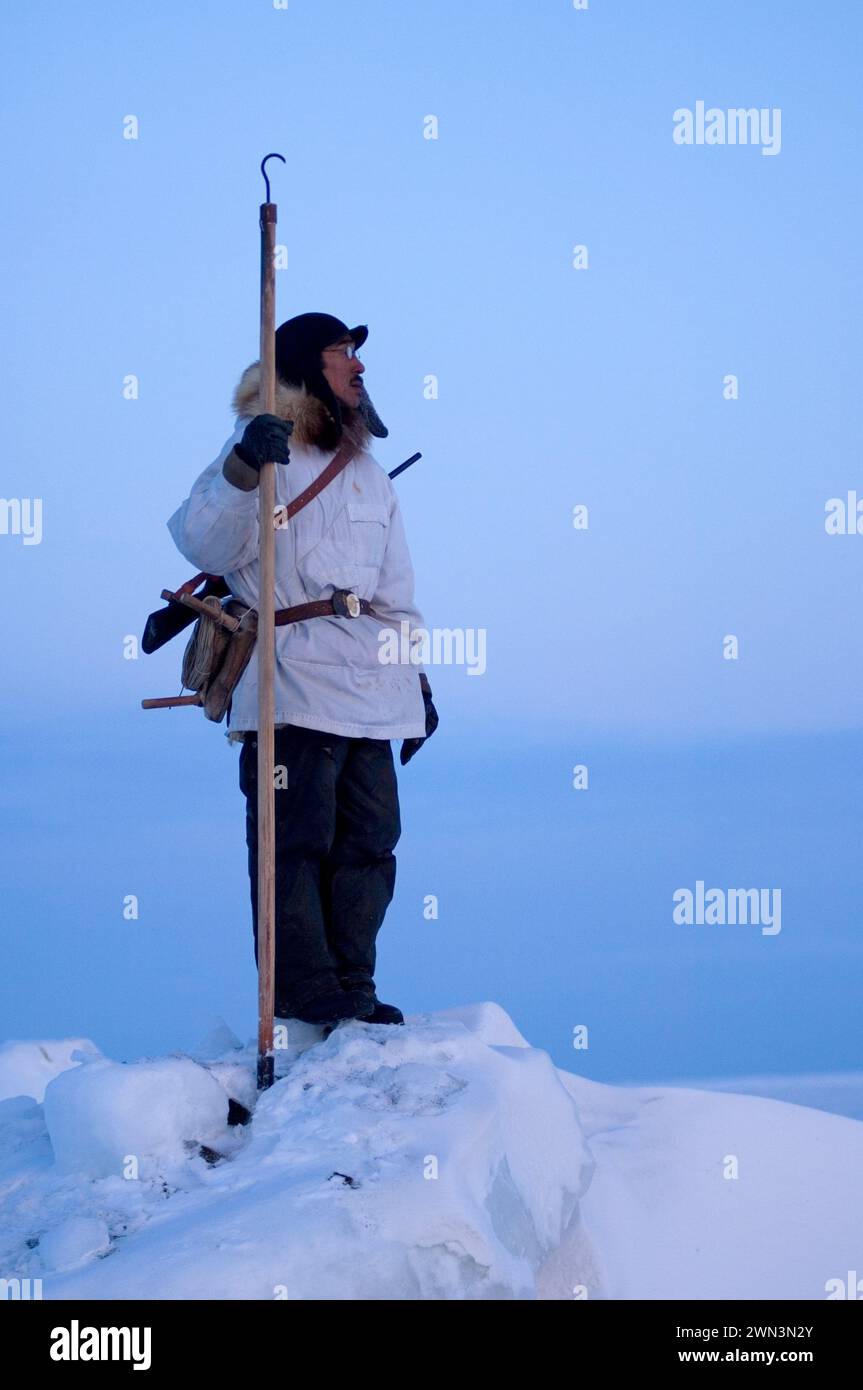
[297,500,390,601]
[347,501,389,568]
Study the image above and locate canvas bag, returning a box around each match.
[180,597,258,724]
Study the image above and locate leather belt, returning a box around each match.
[274,588,380,625]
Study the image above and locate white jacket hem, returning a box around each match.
[225,711,427,742]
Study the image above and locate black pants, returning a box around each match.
[239,725,401,1015]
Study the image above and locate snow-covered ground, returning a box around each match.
[675,1070,863,1124]
[0,1005,860,1300]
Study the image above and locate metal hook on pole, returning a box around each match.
[260,152,286,205]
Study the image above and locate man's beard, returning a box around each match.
[327,384,388,441]
[353,383,388,439]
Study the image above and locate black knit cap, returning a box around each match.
[275,312,367,381]
[274,312,384,449]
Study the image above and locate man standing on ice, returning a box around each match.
[168,313,438,1028]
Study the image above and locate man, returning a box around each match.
[167,313,438,1028]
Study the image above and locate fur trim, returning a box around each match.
[232,361,372,453]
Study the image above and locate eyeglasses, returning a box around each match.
[322,341,360,359]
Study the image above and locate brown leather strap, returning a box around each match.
[275,440,356,525]
[175,570,218,598]
[275,596,380,625]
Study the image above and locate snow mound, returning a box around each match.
[43,1055,236,1180]
[0,1038,102,1103]
[560,1070,863,1300]
[2,1011,596,1300]
[2,1006,861,1300]
[431,1001,531,1049]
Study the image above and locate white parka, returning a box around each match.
[167,365,428,742]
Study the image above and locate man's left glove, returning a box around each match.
[400,672,439,766]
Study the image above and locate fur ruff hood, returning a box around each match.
[232,361,385,454]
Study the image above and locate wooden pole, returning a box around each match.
[256,166,280,1091]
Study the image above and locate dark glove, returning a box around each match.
[400,672,439,766]
[234,413,293,472]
